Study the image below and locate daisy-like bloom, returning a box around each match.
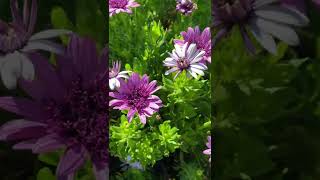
[203,136,211,162]
[109,73,162,124]
[212,0,309,55]
[109,61,130,90]
[174,26,211,63]
[0,35,109,180]
[164,43,207,79]
[0,0,70,89]
[176,0,197,15]
[109,0,140,17]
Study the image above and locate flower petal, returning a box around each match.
[254,5,309,26]
[251,17,300,46]
[30,29,72,41]
[0,119,46,141]
[22,40,65,54]
[32,134,64,153]
[56,146,86,178]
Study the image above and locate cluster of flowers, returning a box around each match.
[109,0,212,163]
[108,0,198,17]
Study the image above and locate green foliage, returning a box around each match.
[51,0,106,48]
[110,116,181,168]
[178,162,205,180]
[37,167,55,180]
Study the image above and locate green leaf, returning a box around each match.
[37,167,55,180]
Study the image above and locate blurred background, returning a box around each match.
[0,0,107,179]
[213,1,320,179]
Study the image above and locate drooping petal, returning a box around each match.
[93,163,109,180]
[0,119,46,140]
[27,0,37,35]
[248,21,277,54]
[252,17,300,46]
[56,146,86,178]
[32,134,64,153]
[22,40,65,54]
[13,139,37,150]
[30,29,72,41]
[254,5,309,26]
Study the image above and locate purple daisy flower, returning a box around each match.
[109,73,162,124]
[203,136,211,162]
[109,61,130,90]
[109,0,140,17]
[164,42,207,79]
[0,35,109,180]
[213,0,309,55]
[174,26,211,64]
[176,0,197,15]
[0,0,71,89]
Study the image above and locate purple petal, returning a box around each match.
[0,119,46,140]
[23,0,30,27]
[0,97,46,119]
[56,146,86,178]
[26,53,65,102]
[10,0,22,24]
[240,26,256,54]
[127,109,136,122]
[138,114,146,124]
[27,0,37,35]
[93,163,109,180]
[32,134,64,153]
[13,139,37,150]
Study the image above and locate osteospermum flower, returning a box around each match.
[109,61,130,90]
[174,26,211,63]
[0,0,70,89]
[0,35,108,180]
[164,43,207,79]
[212,0,309,54]
[203,136,211,162]
[109,0,140,17]
[176,0,197,15]
[109,73,162,124]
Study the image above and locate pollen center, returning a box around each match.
[45,77,108,163]
[110,0,128,8]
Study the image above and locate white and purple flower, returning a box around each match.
[176,0,197,15]
[203,136,211,162]
[174,26,211,64]
[109,61,130,90]
[0,0,71,89]
[164,43,207,79]
[109,73,162,124]
[109,0,140,17]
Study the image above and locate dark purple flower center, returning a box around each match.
[0,22,28,53]
[110,0,128,8]
[46,77,108,164]
[177,58,190,70]
[217,0,237,6]
[177,0,196,11]
[127,89,148,110]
